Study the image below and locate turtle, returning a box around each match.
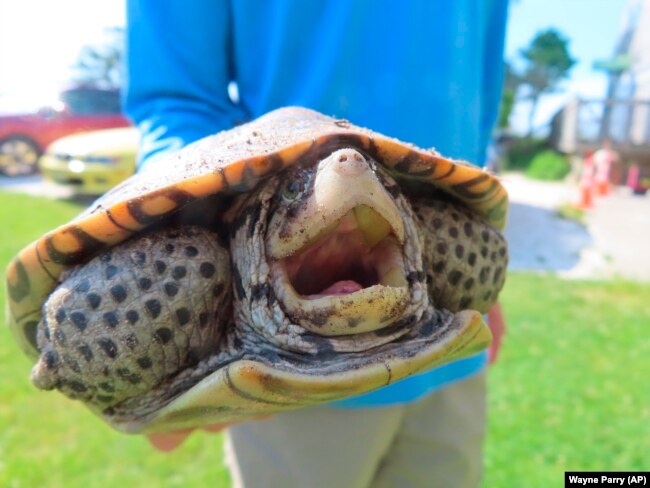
[6,107,508,434]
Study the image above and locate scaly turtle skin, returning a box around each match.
[6,107,508,434]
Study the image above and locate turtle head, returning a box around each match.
[264,148,416,335]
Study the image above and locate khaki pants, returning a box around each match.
[224,370,486,488]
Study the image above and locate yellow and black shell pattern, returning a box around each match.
[6,107,508,358]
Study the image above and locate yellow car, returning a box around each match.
[40,127,138,195]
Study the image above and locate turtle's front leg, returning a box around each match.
[412,198,508,313]
[31,226,232,408]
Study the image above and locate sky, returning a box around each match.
[0,0,125,111]
[0,0,630,132]
[505,0,628,133]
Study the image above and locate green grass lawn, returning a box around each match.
[1,190,648,487]
[483,275,650,487]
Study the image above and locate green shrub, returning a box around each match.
[525,149,571,181]
[503,137,547,171]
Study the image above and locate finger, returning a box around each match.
[488,322,504,364]
[147,428,193,452]
[147,415,274,450]
[488,335,502,364]
[486,302,506,365]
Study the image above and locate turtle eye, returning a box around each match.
[282,175,310,202]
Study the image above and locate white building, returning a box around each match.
[553,0,650,161]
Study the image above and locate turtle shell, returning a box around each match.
[6,107,506,432]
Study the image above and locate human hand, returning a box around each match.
[486,301,506,364]
[147,416,270,452]
[147,422,231,451]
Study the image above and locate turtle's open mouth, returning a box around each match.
[264,152,412,335]
[282,206,406,298]
[269,204,409,335]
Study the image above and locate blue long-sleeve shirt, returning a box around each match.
[125,0,508,407]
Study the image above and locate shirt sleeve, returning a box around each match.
[125,0,247,170]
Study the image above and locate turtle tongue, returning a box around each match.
[307,280,363,298]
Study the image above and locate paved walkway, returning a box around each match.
[2,172,649,281]
[501,172,650,282]
[570,184,650,281]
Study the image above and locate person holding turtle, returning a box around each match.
[125,1,509,486]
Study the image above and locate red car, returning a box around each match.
[0,87,131,176]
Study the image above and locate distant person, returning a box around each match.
[125,1,509,487]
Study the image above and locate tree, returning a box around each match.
[497,61,519,129]
[71,27,124,89]
[519,29,576,135]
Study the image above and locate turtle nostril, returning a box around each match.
[330,149,368,176]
